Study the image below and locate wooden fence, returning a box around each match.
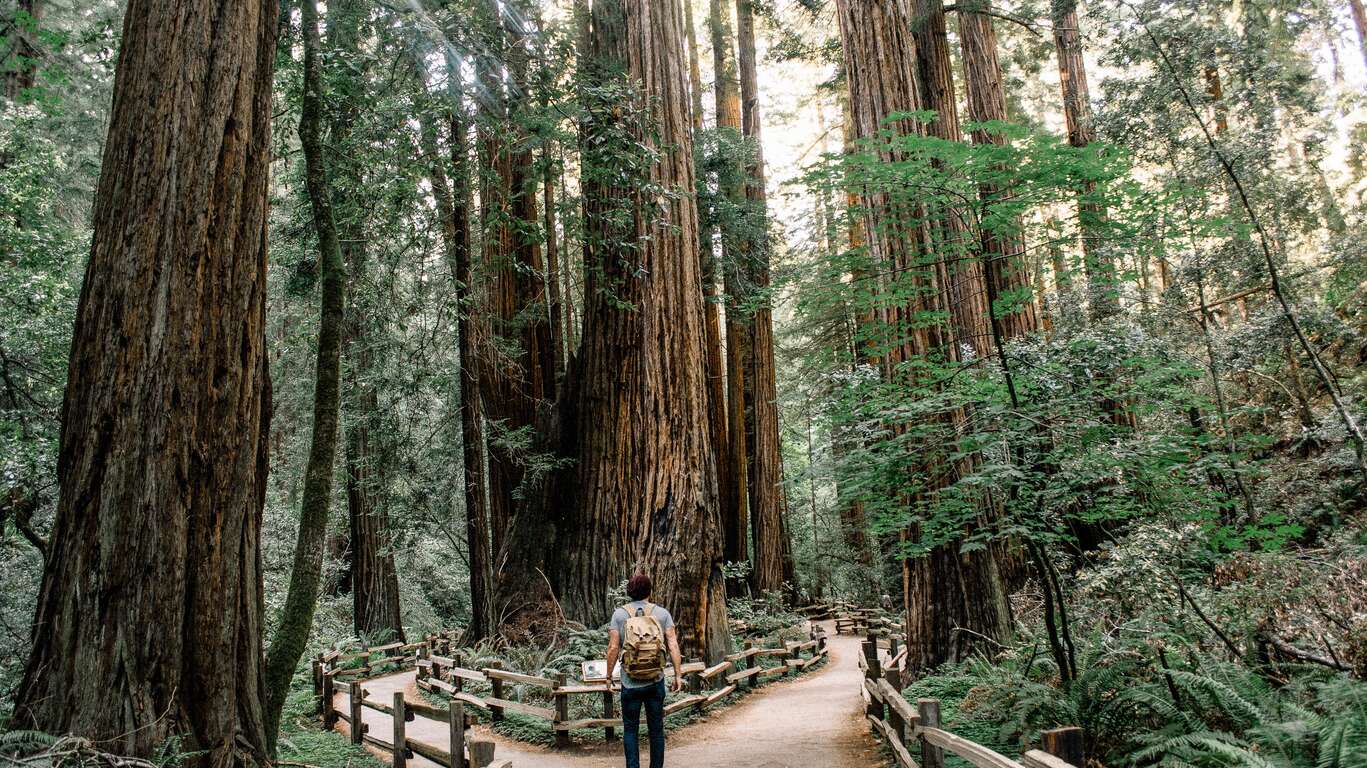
[858,637,1085,768]
[315,634,508,768]
[411,622,829,748]
[313,622,829,764]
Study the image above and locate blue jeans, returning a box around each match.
[621,680,666,768]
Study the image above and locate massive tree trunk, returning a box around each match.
[557,0,729,662]
[708,0,750,578]
[12,0,277,761]
[835,0,1012,672]
[264,0,347,745]
[958,0,1039,341]
[735,0,792,595]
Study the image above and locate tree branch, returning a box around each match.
[943,3,1045,36]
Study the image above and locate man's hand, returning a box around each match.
[671,674,684,693]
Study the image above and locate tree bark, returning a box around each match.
[959,1,1040,340]
[1349,0,1367,71]
[735,0,792,595]
[709,0,750,578]
[2,0,41,100]
[557,0,729,662]
[1051,0,1117,321]
[835,0,1012,671]
[912,0,991,357]
[333,0,404,646]
[263,0,347,746]
[12,0,277,761]
[423,54,495,641]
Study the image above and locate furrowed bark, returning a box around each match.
[557,0,729,662]
[959,0,1040,340]
[736,0,792,595]
[709,0,751,579]
[14,0,278,761]
[836,0,1012,671]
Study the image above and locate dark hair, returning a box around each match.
[626,574,652,601]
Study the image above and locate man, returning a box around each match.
[606,573,684,768]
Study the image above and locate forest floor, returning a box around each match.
[332,620,883,767]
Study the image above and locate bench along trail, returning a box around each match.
[331,622,882,767]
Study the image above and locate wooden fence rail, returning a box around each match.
[858,637,1085,768]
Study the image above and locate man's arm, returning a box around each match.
[606,629,621,689]
[665,626,684,692]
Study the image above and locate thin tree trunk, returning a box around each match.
[1349,0,1367,71]
[13,0,277,762]
[1051,0,1118,321]
[427,57,496,641]
[709,0,750,578]
[557,0,729,662]
[685,0,705,130]
[736,0,792,595]
[337,0,404,645]
[2,0,41,100]
[264,0,347,745]
[958,0,1040,340]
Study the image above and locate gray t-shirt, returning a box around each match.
[611,600,674,688]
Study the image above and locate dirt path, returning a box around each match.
[333,621,882,768]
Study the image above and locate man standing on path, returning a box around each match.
[606,573,684,768]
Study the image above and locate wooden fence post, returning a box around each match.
[743,640,754,689]
[469,739,496,768]
[1042,726,1085,768]
[349,684,364,745]
[918,698,944,768]
[488,662,504,722]
[602,688,617,742]
[392,691,408,768]
[553,672,570,749]
[885,667,905,741]
[862,639,883,720]
[312,656,323,702]
[450,701,467,768]
[321,672,335,728]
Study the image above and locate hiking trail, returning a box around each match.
[332,620,884,768]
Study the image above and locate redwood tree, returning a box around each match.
[12,0,278,761]
[735,0,793,594]
[557,0,729,661]
[708,0,750,577]
[959,0,1040,340]
[835,0,1012,671]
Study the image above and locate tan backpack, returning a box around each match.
[620,602,666,681]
